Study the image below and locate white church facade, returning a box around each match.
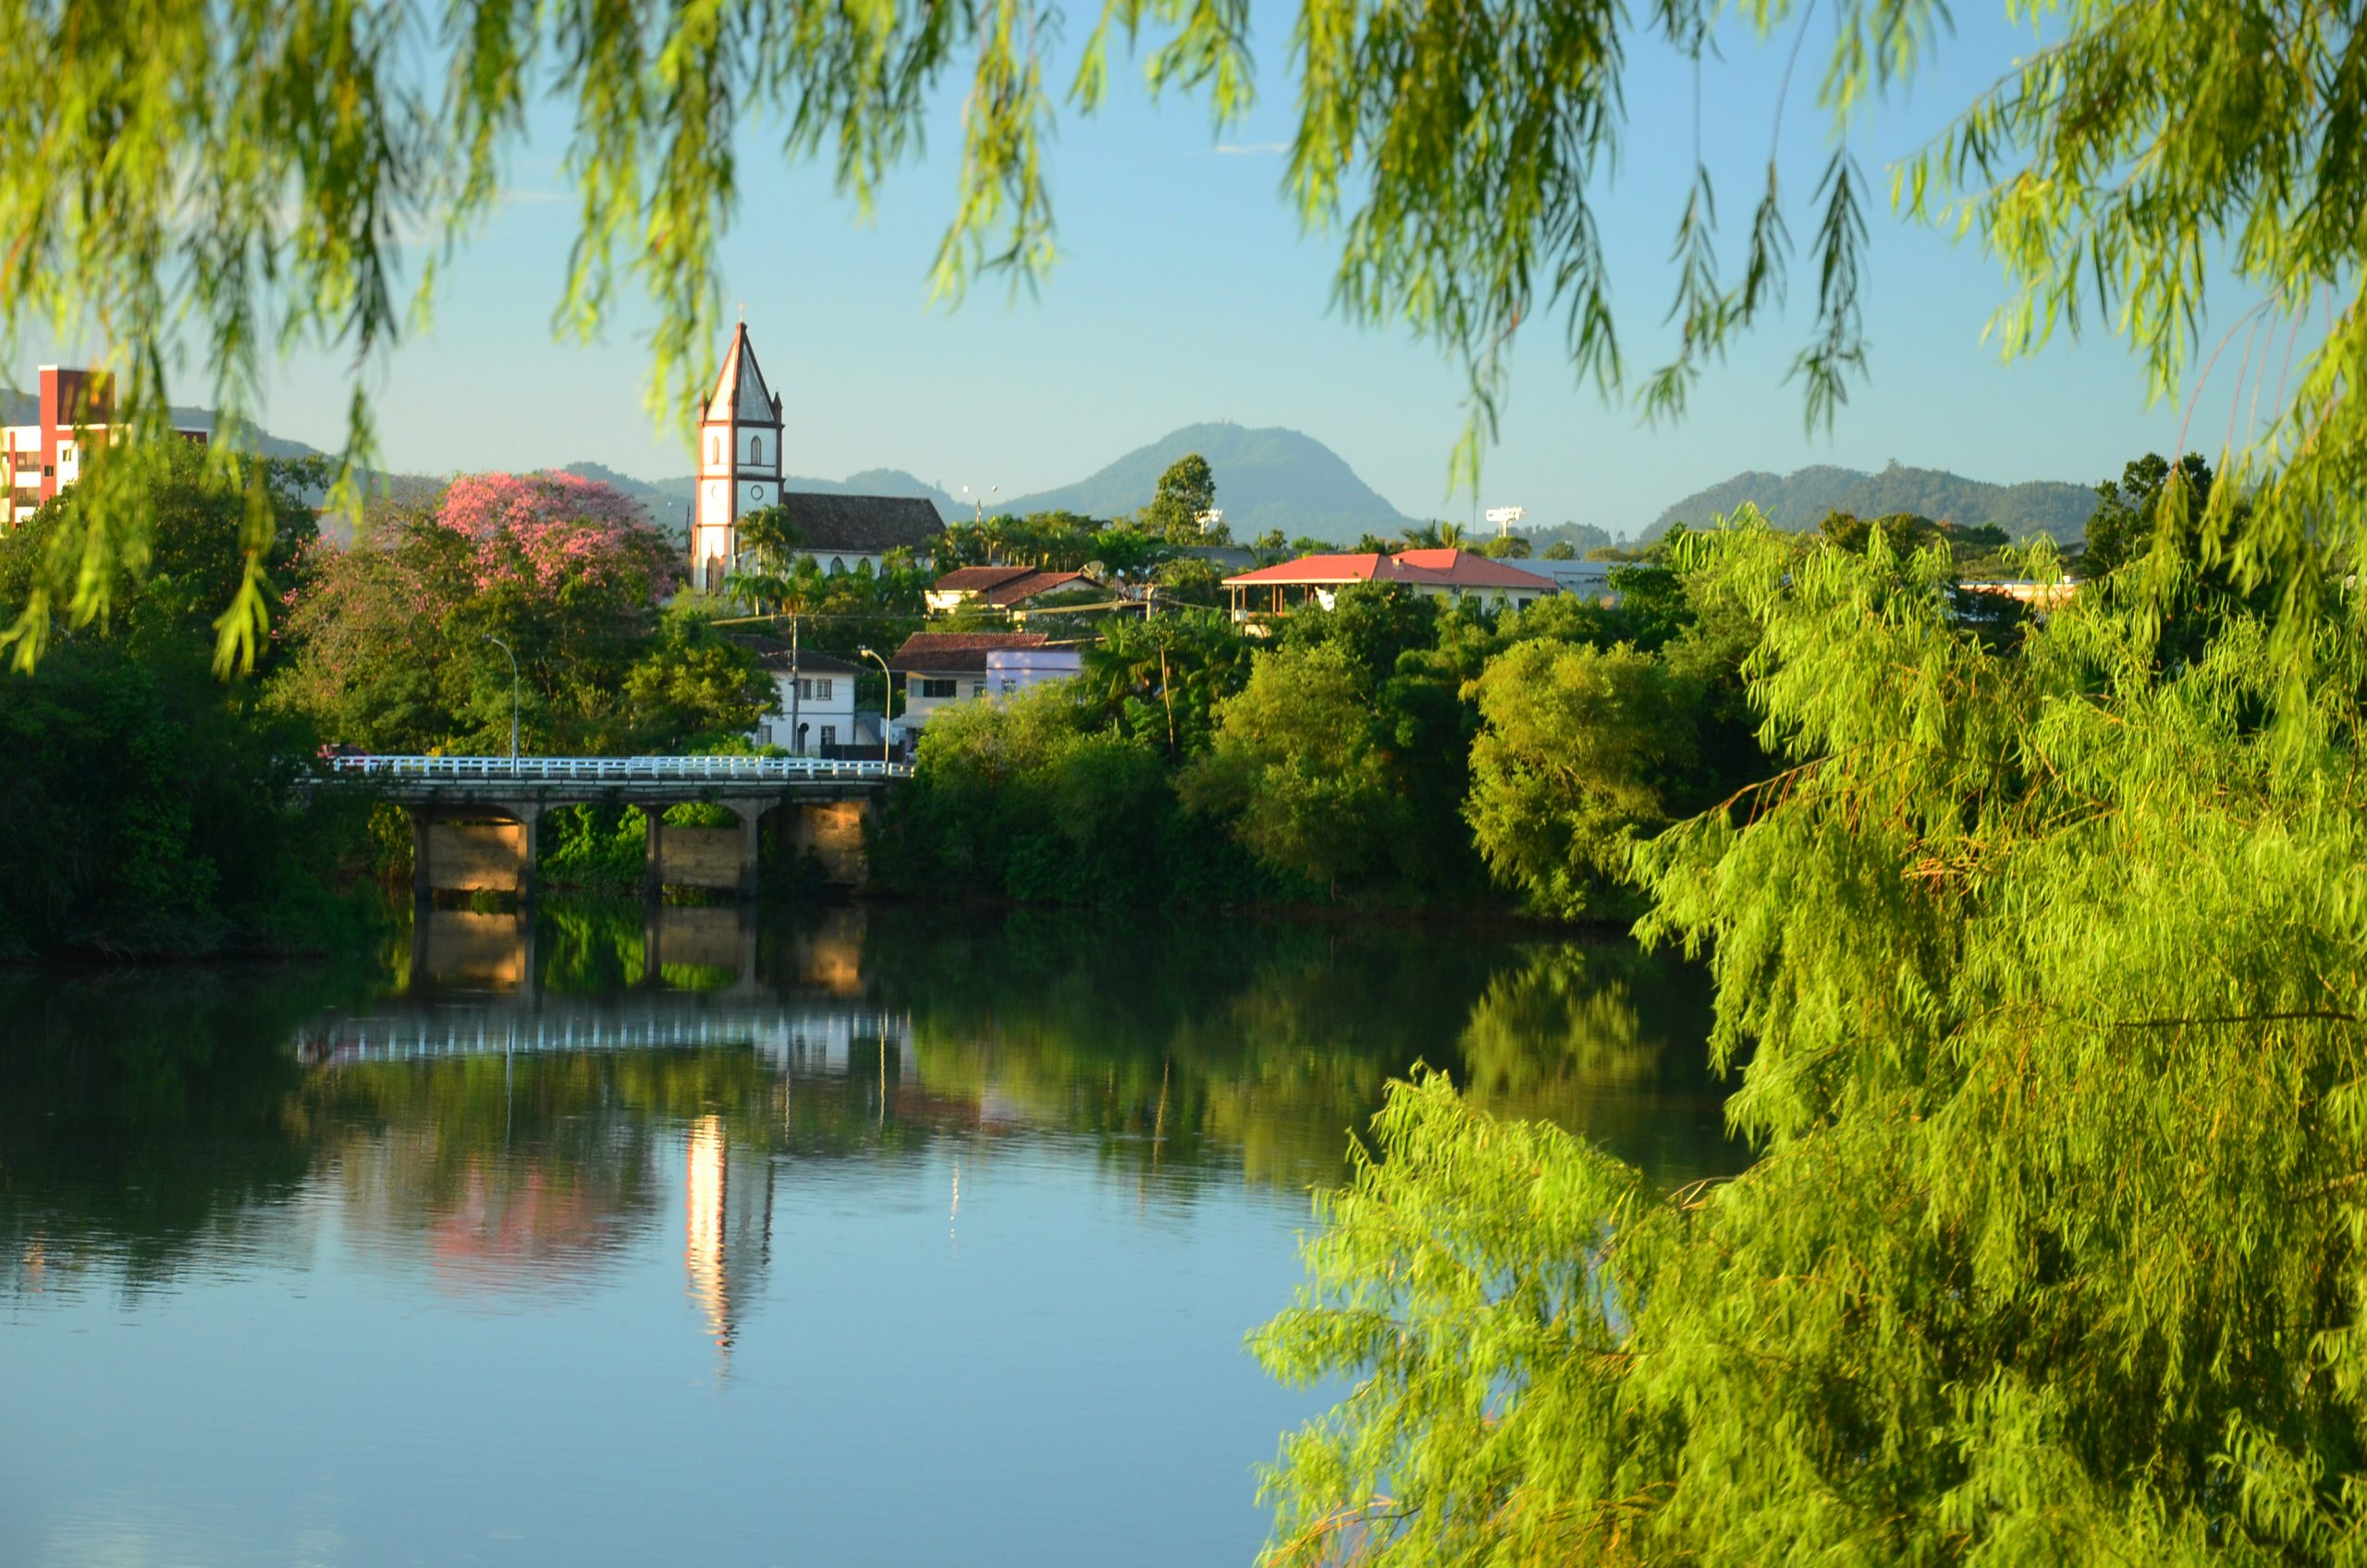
[692,325,944,590]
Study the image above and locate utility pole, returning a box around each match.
[788,614,802,755]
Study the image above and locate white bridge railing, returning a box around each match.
[326,753,911,783]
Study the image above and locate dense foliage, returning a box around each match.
[877,547,1766,915]
[0,447,375,955]
[1249,519,2367,1562]
[270,471,767,755]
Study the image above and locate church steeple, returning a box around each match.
[693,323,786,591]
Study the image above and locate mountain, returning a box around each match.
[998,423,1409,541]
[1648,460,2103,545]
[2,386,326,459]
[562,463,956,540]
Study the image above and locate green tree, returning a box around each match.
[271,472,764,754]
[2082,452,2217,579]
[1142,453,1222,545]
[1255,523,2367,1562]
[1180,643,1406,896]
[1462,640,1696,920]
[1077,610,1256,760]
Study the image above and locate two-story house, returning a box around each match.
[754,649,867,755]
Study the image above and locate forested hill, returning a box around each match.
[1647,460,2102,544]
[999,423,1411,541]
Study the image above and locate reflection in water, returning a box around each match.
[684,1112,774,1372]
[0,905,1744,1567]
[5,905,1744,1305]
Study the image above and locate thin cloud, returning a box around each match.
[1214,141,1290,156]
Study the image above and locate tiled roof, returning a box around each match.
[933,565,1036,593]
[1220,552,1392,586]
[888,631,1050,673]
[753,648,865,677]
[930,566,1102,604]
[985,570,1098,606]
[1389,549,1561,590]
[1222,547,1558,593]
[784,492,945,555]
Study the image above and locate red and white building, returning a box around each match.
[1221,547,1559,622]
[4,366,208,527]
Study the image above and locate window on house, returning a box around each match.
[829,557,846,575]
[795,677,836,701]
[920,678,956,699]
[820,725,836,749]
[973,680,987,698]
[1000,679,1018,694]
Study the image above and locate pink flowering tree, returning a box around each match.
[275,472,765,755]
[435,471,679,597]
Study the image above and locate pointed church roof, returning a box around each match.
[703,323,781,427]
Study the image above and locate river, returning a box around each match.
[0,904,1742,1566]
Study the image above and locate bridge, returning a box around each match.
[325,753,913,902]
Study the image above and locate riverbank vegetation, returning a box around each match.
[872,534,1772,918]
[0,459,777,957]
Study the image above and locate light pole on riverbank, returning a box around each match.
[857,646,894,766]
[483,633,520,775]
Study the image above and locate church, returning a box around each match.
[693,324,944,588]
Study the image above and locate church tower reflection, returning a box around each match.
[682,1115,775,1374]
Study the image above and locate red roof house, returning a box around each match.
[1220,548,1558,619]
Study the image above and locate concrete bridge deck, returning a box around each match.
[328,753,909,804]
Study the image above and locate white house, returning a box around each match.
[985,644,1085,698]
[887,631,1082,735]
[753,649,866,755]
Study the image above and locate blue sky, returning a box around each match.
[27,3,2240,536]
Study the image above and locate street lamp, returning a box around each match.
[856,645,895,766]
[961,484,998,525]
[482,633,520,774]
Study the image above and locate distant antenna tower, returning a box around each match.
[1484,505,1526,538]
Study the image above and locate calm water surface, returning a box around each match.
[1,906,1741,1566]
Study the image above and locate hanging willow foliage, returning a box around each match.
[1255,519,2367,1562]
[13,0,2351,679]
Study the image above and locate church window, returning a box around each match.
[750,435,764,463]
[828,557,845,575]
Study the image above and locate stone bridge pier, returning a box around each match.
[638,799,772,900]
[405,796,875,903]
[411,802,546,903]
